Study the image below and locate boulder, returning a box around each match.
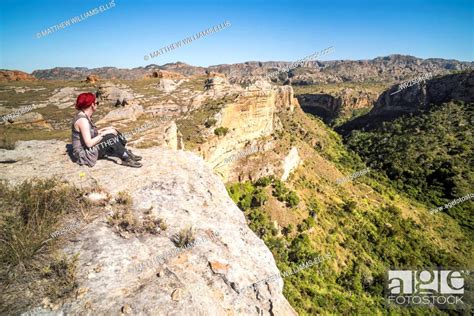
[96,83,135,106]
[158,79,184,93]
[2,112,52,130]
[96,104,144,124]
[48,87,84,109]
[204,76,228,91]
[146,70,185,80]
[85,75,100,83]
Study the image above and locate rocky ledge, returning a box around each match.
[0,141,296,315]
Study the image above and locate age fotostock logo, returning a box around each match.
[386,270,471,309]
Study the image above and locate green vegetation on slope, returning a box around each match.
[227,177,470,314]
[227,105,472,315]
[345,101,473,235]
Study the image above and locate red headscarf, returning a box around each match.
[76,93,96,110]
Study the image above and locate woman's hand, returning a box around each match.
[99,127,118,135]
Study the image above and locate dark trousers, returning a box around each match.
[97,132,128,159]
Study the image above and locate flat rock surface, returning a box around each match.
[1,140,296,316]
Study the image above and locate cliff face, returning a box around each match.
[337,71,474,134]
[197,83,299,182]
[297,88,376,123]
[372,71,474,117]
[0,141,296,315]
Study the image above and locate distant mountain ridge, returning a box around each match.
[30,55,473,83]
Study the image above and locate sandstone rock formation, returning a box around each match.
[0,70,37,81]
[48,87,85,109]
[162,121,181,150]
[0,141,297,316]
[96,83,135,106]
[126,120,184,151]
[204,72,229,93]
[198,83,299,182]
[145,102,185,117]
[2,112,53,130]
[297,88,377,123]
[96,104,144,124]
[158,79,185,93]
[85,75,100,83]
[373,71,474,117]
[338,71,474,134]
[281,147,301,181]
[261,55,472,85]
[146,70,185,80]
[30,56,472,83]
[11,86,46,94]
[32,66,147,80]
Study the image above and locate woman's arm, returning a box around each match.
[75,118,105,148]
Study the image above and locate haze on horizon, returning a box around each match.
[0,0,473,73]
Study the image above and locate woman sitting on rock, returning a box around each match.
[71,92,142,168]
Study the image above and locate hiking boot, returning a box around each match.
[127,150,142,161]
[121,158,142,168]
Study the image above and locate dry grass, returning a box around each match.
[0,178,91,315]
[0,178,85,267]
[107,207,139,233]
[108,193,169,236]
[142,215,168,234]
[115,191,133,206]
[172,227,196,247]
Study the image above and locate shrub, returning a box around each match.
[255,176,273,187]
[252,189,268,207]
[173,227,196,247]
[239,193,253,210]
[245,208,273,239]
[288,233,317,263]
[342,200,357,213]
[271,227,279,236]
[273,180,289,201]
[156,218,168,231]
[214,127,229,136]
[108,208,139,232]
[204,118,217,128]
[142,216,168,234]
[298,216,316,232]
[226,182,256,211]
[283,224,294,236]
[384,204,401,216]
[308,199,320,214]
[271,180,299,208]
[286,191,300,208]
[41,254,79,299]
[116,191,132,205]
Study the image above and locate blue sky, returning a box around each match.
[0,0,472,73]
